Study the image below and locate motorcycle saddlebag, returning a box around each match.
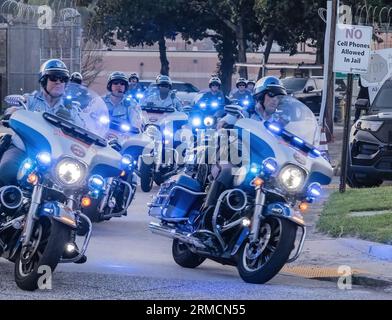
[162,175,203,219]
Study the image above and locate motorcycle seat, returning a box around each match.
[177,175,202,192]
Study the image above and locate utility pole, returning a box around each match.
[324,0,338,143]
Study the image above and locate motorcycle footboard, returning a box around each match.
[59,213,92,263]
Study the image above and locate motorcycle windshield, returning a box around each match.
[140,86,176,114]
[65,84,110,138]
[274,95,319,145]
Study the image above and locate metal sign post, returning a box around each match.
[339,73,353,193]
[333,23,372,192]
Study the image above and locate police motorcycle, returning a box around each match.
[0,89,131,290]
[148,96,333,284]
[192,92,226,120]
[58,89,137,222]
[138,87,189,192]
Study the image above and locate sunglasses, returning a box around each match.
[48,75,69,83]
[112,81,126,86]
[266,91,282,98]
[238,84,246,87]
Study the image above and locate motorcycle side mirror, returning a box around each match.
[224,104,244,118]
[4,95,27,109]
[108,138,122,152]
[304,86,314,93]
[230,98,240,105]
[182,105,192,113]
[170,90,177,99]
[355,98,369,111]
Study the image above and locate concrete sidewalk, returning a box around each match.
[284,176,392,289]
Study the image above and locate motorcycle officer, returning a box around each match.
[70,72,83,85]
[198,76,228,107]
[0,59,85,186]
[103,71,142,130]
[66,72,91,109]
[143,75,183,111]
[246,79,256,93]
[127,72,145,102]
[206,76,287,207]
[230,78,255,112]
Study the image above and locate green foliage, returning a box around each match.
[318,187,392,244]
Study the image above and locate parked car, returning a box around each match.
[282,76,344,122]
[140,80,200,106]
[282,76,324,95]
[347,77,392,188]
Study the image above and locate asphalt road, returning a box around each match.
[1,185,391,300]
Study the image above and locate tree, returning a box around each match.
[91,0,201,76]
[254,0,319,78]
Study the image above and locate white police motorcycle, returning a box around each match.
[81,116,144,223]
[139,88,189,192]
[148,96,333,284]
[0,89,131,290]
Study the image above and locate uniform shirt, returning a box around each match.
[10,90,86,150]
[198,90,226,107]
[102,93,143,129]
[25,91,85,127]
[142,90,183,111]
[220,106,289,126]
[230,90,253,102]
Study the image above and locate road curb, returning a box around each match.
[311,273,392,289]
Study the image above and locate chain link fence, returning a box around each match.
[0,1,81,107]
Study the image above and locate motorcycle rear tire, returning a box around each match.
[172,239,206,268]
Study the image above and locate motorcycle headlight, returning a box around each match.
[99,115,110,125]
[36,152,52,167]
[262,157,278,175]
[192,117,202,127]
[88,174,105,191]
[204,116,214,127]
[55,158,86,186]
[211,101,219,108]
[136,93,144,99]
[242,99,249,106]
[199,102,207,109]
[120,123,131,132]
[121,154,134,170]
[278,164,306,193]
[163,128,173,137]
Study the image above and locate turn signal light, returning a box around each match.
[27,173,38,185]
[120,170,126,177]
[299,202,309,212]
[252,177,264,187]
[81,196,92,208]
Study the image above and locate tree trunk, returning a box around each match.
[217,33,236,96]
[158,35,169,76]
[236,21,248,79]
[315,31,324,64]
[257,30,275,79]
